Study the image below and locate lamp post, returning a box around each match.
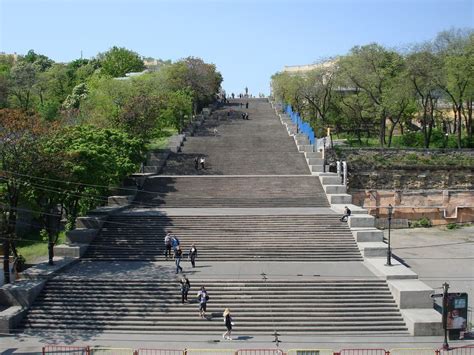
[385,204,393,266]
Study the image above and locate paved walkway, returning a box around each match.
[52,260,375,280]
[389,225,474,307]
[2,331,472,353]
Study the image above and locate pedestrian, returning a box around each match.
[241,112,246,120]
[180,276,191,304]
[174,246,183,274]
[245,102,249,109]
[240,102,243,108]
[222,308,233,340]
[164,232,172,259]
[245,113,249,120]
[171,235,180,251]
[340,206,352,222]
[194,156,199,170]
[199,156,206,169]
[213,128,218,136]
[197,286,209,318]
[189,244,198,268]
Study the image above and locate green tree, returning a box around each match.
[163,57,222,113]
[43,125,144,228]
[98,46,145,78]
[338,44,405,147]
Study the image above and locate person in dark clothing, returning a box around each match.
[175,246,183,274]
[164,232,172,259]
[188,244,197,268]
[180,276,190,304]
[194,156,199,170]
[197,286,209,318]
[223,308,233,340]
[340,206,352,222]
[245,102,249,109]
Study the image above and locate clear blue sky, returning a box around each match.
[0,0,473,95]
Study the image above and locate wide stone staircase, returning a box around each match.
[135,176,329,208]
[160,99,309,176]
[82,214,362,261]
[21,99,409,336]
[21,278,408,334]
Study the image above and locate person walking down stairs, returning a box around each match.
[174,246,183,274]
[188,244,198,268]
[164,232,172,260]
[222,308,234,340]
[197,286,209,318]
[180,276,190,304]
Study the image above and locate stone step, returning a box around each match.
[328,194,352,204]
[352,229,384,242]
[320,175,342,185]
[323,185,347,194]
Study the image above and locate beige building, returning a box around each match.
[282,58,339,74]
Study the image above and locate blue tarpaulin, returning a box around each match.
[285,104,316,145]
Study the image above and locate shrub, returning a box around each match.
[410,217,432,228]
[446,223,461,230]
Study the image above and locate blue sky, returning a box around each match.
[0,0,473,95]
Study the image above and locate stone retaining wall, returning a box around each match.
[352,189,474,225]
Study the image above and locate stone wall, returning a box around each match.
[349,168,474,190]
[331,149,474,225]
[351,189,474,225]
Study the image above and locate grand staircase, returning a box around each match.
[21,99,408,335]
[22,278,407,334]
[82,214,362,261]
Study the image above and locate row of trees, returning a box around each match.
[271,29,473,148]
[0,47,222,281]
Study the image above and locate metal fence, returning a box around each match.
[390,349,438,355]
[287,349,334,355]
[43,346,89,355]
[89,348,135,355]
[138,350,184,355]
[237,350,284,355]
[184,350,236,355]
[339,349,388,355]
[43,346,474,355]
[440,345,474,354]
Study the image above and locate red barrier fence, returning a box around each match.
[43,346,89,355]
[43,345,474,355]
[440,345,474,354]
[339,350,388,355]
[237,350,284,355]
[138,350,184,355]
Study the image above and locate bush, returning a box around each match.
[446,223,461,230]
[410,217,432,228]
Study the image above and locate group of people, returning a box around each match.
[194,156,206,170]
[168,231,234,340]
[164,231,198,274]
[178,279,234,340]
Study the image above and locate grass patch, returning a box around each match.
[146,127,178,151]
[16,231,66,265]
